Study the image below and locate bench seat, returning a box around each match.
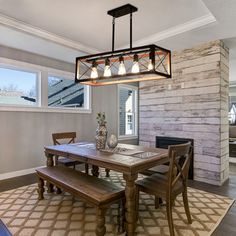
[36,166,125,236]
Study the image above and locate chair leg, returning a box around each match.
[117,199,125,233]
[105,169,110,177]
[182,189,192,224]
[155,196,160,209]
[85,163,89,174]
[96,207,107,236]
[56,187,62,194]
[37,177,44,200]
[47,182,54,193]
[166,201,175,236]
[135,188,140,221]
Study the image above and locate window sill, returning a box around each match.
[118,135,138,141]
[0,105,92,114]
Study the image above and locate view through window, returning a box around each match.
[119,85,138,137]
[0,67,38,106]
[48,76,85,108]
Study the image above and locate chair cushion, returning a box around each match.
[58,157,79,166]
[140,165,169,176]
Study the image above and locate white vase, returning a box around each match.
[107,134,118,149]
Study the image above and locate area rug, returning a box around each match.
[0,171,234,236]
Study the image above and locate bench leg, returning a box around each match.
[96,207,107,236]
[37,177,45,200]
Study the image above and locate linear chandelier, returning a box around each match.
[75,4,172,86]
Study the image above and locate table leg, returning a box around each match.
[46,153,54,167]
[123,173,138,236]
[92,165,99,177]
[46,153,54,193]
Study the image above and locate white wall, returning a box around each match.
[229,58,236,82]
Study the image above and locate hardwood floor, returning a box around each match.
[189,164,236,236]
[0,168,236,235]
[0,173,37,192]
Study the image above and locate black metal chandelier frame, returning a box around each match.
[75,4,172,86]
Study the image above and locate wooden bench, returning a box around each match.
[0,220,12,236]
[36,166,125,236]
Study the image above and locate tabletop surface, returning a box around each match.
[45,142,169,174]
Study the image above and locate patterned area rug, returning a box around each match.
[0,170,234,236]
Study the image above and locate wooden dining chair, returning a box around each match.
[52,132,89,174]
[140,162,177,206]
[136,142,192,236]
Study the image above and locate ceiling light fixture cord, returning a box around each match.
[112,17,115,52]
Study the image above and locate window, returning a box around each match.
[0,67,39,106]
[0,58,91,113]
[48,75,85,108]
[118,85,138,138]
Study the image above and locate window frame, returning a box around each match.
[117,84,138,140]
[0,57,91,113]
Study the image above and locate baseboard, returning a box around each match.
[0,166,45,181]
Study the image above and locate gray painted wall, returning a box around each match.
[0,46,125,174]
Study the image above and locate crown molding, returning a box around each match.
[0,13,100,54]
[131,13,217,47]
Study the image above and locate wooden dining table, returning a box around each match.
[44,142,169,236]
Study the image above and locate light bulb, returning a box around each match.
[90,61,98,78]
[118,56,126,75]
[131,54,140,73]
[76,61,80,79]
[148,59,154,71]
[103,58,112,77]
[104,66,111,77]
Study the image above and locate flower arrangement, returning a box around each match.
[96,112,107,126]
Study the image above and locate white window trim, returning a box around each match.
[0,57,92,113]
[117,84,138,140]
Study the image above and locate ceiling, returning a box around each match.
[0,0,236,65]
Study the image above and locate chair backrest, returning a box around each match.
[52,132,76,145]
[167,142,192,194]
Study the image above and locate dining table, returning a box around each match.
[44,141,169,236]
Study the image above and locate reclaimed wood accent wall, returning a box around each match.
[139,40,229,185]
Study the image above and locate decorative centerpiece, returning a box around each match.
[95,112,108,150]
[107,134,118,149]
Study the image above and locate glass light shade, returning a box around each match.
[118,61,126,75]
[104,65,112,77]
[148,59,154,71]
[90,67,98,78]
[131,61,140,73]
